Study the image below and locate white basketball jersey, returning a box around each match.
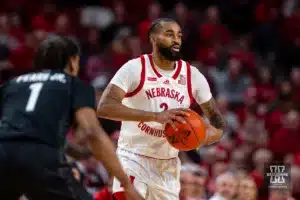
[117,54,193,159]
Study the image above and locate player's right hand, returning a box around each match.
[124,184,145,200]
[155,108,190,130]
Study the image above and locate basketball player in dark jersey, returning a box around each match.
[0,36,144,200]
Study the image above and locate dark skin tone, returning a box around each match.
[150,21,183,70]
[98,21,226,145]
[64,56,144,200]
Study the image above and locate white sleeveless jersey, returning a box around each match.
[117,54,194,159]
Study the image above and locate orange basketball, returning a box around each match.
[165,110,207,151]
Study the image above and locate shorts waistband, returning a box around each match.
[117,148,177,160]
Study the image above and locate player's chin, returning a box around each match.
[169,52,181,61]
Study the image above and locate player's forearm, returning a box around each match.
[87,126,130,187]
[204,114,226,145]
[97,99,156,122]
[200,98,227,145]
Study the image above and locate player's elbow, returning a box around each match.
[96,100,110,117]
[97,100,120,119]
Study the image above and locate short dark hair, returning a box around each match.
[33,36,80,71]
[147,18,177,43]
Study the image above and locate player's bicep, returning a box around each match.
[99,83,126,106]
[98,61,139,109]
[200,98,226,130]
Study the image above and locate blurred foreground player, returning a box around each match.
[98,18,226,200]
[0,37,144,200]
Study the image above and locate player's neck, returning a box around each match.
[152,53,175,71]
[64,68,76,76]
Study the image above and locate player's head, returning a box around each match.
[148,18,182,61]
[33,36,80,76]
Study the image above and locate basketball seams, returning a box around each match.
[191,111,207,142]
[177,127,189,148]
[166,124,189,148]
[166,111,205,150]
[184,118,201,148]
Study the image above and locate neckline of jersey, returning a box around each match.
[148,54,182,79]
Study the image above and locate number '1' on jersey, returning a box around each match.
[0,70,95,148]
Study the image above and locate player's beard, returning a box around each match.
[158,45,181,61]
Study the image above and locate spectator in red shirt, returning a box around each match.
[250,148,273,189]
[0,14,20,50]
[50,13,74,37]
[235,87,258,125]
[138,1,161,51]
[9,13,25,44]
[269,110,300,160]
[254,67,277,103]
[265,81,294,136]
[9,32,38,74]
[239,113,268,149]
[199,6,231,47]
[282,7,300,44]
[230,36,255,75]
[197,6,231,67]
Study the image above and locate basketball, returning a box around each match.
[165,110,207,151]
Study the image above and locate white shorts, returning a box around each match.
[112,149,181,200]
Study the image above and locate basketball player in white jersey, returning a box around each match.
[97,18,226,200]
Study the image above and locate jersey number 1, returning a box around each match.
[26,82,43,112]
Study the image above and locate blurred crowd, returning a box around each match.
[1,0,300,199]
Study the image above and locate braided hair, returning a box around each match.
[147,18,177,43]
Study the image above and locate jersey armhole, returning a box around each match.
[124,55,146,98]
[186,62,194,105]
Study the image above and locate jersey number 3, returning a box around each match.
[26,82,43,112]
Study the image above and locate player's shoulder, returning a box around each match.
[188,64,206,77]
[123,55,144,68]
[180,60,203,75]
[185,63,210,85]
[117,55,146,75]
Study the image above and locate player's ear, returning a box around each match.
[69,55,80,76]
[150,34,156,45]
